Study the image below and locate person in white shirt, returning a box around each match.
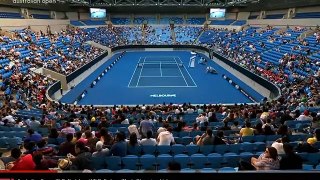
[140,131,157,146]
[157,127,175,146]
[128,123,141,139]
[196,113,208,124]
[296,110,313,121]
[186,106,195,114]
[271,136,289,155]
[262,119,275,131]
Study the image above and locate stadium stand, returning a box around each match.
[0,1,320,177]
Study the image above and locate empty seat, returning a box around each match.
[190,153,207,169]
[139,154,157,170]
[207,153,223,169]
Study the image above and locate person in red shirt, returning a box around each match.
[7,154,36,170]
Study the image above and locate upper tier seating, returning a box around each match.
[111,18,131,25]
[264,14,284,19]
[31,14,51,19]
[293,12,320,19]
[160,17,183,24]
[232,20,247,26]
[0,12,23,19]
[185,18,206,25]
[70,20,85,26]
[210,19,235,25]
[134,17,157,24]
[81,20,106,26]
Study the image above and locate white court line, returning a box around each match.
[136,57,146,87]
[127,57,141,87]
[176,57,198,87]
[128,85,197,88]
[140,76,182,77]
[144,56,180,59]
[142,61,177,64]
[174,57,189,86]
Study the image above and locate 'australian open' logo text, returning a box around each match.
[150,94,176,98]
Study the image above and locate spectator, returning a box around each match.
[239,121,254,137]
[0,148,21,169]
[239,147,280,170]
[58,133,76,156]
[271,136,290,155]
[139,117,155,138]
[263,125,276,135]
[84,130,98,153]
[140,130,157,146]
[98,127,114,149]
[280,143,303,170]
[231,121,241,131]
[157,126,175,146]
[253,122,264,135]
[306,128,320,145]
[110,132,127,157]
[213,130,227,145]
[196,128,214,145]
[276,125,291,137]
[70,141,93,170]
[29,116,40,130]
[24,129,42,143]
[296,110,313,121]
[218,121,231,131]
[32,151,57,170]
[92,141,109,157]
[7,153,36,170]
[60,122,76,136]
[48,128,59,139]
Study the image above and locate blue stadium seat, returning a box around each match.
[189,153,208,169]
[207,153,223,169]
[139,154,157,170]
[173,154,190,169]
[92,156,106,170]
[141,145,157,155]
[185,144,199,155]
[199,145,214,155]
[171,144,186,155]
[156,154,173,170]
[156,145,171,155]
[121,155,139,170]
[105,156,122,170]
[218,167,237,172]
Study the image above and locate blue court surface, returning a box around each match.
[60,51,264,105]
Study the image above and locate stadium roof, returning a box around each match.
[65,0,260,7]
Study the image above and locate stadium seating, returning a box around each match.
[81,20,106,26]
[185,17,206,25]
[111,17,131,25]
[264,14,285,19]
[31,14,51,19]
[0,12,23,18]
[210,19,235,25]
[293,12,320,19]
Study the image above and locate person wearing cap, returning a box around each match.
[296,110,312,121]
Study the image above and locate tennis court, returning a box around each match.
[60,51,264,105]
[128,56,197,87]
